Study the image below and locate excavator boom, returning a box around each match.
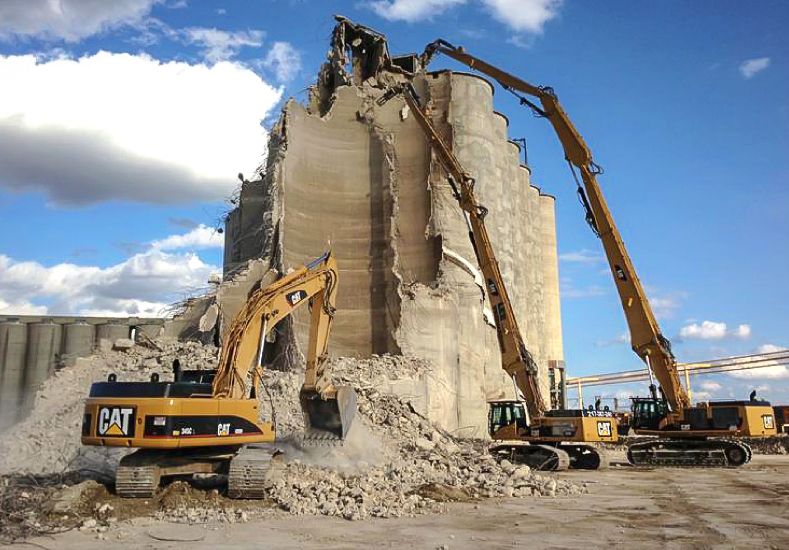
[421,39,690,412]
[213,251,356,440]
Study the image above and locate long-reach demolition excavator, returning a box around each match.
[420,40,777,467]
[378,83,616,471]
[82,252,357,497]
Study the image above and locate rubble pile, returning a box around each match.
[0,339,585,533]
[745,435,789,455]
[265,390,583,520]
[253,355,583,520]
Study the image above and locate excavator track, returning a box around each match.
[490,443,571,471]
[626,438,752,468]
[227,444,283,499]
[116,453,161,498]
[558,444,610,470]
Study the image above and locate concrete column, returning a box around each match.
[0,321,28,431]
[96,323,130,350]
[23,322,62,409]
[63,322,95,366]
[538,193,564,365]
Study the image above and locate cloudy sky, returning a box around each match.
[0,1,786,401]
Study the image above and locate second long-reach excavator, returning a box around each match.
[420,40,777,467]
[377,81,616,471]
[82,252,358,497]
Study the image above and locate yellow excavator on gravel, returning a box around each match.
[420,39,777,467]
[82,252,357,497]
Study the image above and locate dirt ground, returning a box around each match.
[16,455,789,549]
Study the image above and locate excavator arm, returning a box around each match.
[212,251,356,439]
[378,83,546,418]
[212,251,338,398]
[421,40,690,412]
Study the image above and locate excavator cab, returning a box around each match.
[489,400,528,438]
[630,397,669,431]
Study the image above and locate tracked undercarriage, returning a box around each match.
[626,438,752,468]
[490,441,609,471]
[115,444,284,499]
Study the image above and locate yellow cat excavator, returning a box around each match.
[420,40,777,466]
[82,252,357,496]
[377,82,616,471]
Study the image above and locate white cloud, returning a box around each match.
[595,333,628,347]
[559,249,603,264]
[739,57,770,79]
[481,0,562,33]
[728,364,789,380]
[0,0,161,42]
[649,296,681,319]
[0,52,281,204]
[150,224,224,251]
[679,320,751,341]
[181,27,265,63]
[0,251,219,318]
[756,344,786,354]
[731,324,751,338]
[262,41,302,83]
[699,380,721,392]
[560,277,605,299]
[0,298,48,315]
[643,286,686,320]
[367,0,562,34]
[692,390,712,402]
[369,0,467,22]
[714,345,789,380]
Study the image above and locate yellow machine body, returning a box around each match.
[638,401,777,439]
[81,396,274,449]
[489,400,618,445]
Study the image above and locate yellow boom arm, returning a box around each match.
[422,40,690,412]
[212,252,339,400]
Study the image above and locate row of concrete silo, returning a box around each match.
[0,316,164,432]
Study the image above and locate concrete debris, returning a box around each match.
[744,436,789,455]
[52,480,103,513]
[112,338,135,350]
[0,339,583,527]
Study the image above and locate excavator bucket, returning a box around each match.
[299,386,358,445]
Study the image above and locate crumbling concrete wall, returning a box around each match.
[222,28,563,435]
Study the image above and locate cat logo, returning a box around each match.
[97,407,135,437]
[763,415,775,430]
[286,290,308,306]
[597,421,613,438]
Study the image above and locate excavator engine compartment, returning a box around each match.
[81,369,274,450]
[631,397,776,437]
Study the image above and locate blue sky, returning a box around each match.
[0,0,786,402]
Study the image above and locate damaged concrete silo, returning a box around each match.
[222,18,564,436]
